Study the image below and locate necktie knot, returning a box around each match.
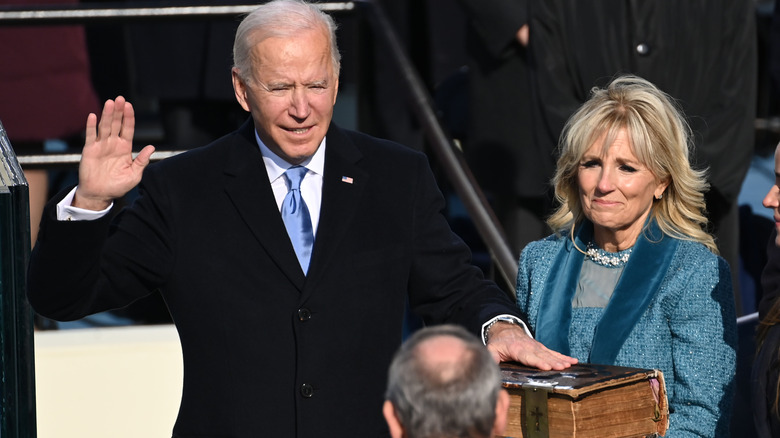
[285,166,307,191]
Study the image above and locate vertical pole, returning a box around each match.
[0,120,37,437]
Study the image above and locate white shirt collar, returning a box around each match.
[255,130,326,182]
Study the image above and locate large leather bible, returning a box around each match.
[499,362,668,437]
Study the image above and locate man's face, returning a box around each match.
[233,28,338,164]
[763,143,780,246]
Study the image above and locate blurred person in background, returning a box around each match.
[0,0,100,246]
[454,0,552,256]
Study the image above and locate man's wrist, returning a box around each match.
[73,188,112,211]
[57,186,113,221]
[482,315,527,345]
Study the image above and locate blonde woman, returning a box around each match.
[515,75,736,436]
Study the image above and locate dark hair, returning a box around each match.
[758,298,780,418]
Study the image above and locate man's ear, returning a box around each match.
[382,400,405,438]
[231,68,251,112]
[492,389,511,436]
[332,78,339,106]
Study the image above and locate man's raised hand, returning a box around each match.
[74,96,155,210]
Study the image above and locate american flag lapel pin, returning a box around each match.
[341,176,354,184]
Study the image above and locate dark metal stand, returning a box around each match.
[0,120,37,438]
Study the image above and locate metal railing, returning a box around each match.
[0,2,355,23]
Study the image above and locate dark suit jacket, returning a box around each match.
[28,120,523,437]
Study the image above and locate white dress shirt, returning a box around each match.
[256,130,324,236]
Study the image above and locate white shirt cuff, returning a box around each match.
[56,187,113,221]
[481,314,533,345]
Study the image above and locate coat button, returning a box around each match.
[300,383,314,398]
[636,43,651,56]
[298,308,312,321]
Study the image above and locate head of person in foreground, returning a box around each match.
[383,324,510,438]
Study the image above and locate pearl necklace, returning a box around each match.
[585,242,632,267]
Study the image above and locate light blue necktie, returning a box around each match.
[281,166,314,274]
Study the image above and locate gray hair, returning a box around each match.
[385,325,502,438]
[232,0,341,83]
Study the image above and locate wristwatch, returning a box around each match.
[481,315,523,344]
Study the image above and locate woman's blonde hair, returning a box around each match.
[547,75,717,253]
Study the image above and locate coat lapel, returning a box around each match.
[221,121,306,289]
[535,224,590,354]
[304,125,367,295]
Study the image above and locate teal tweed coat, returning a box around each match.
[516,228,737,437]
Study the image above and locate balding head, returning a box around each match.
[383,325,509,438]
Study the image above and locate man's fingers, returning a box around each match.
[87,97,137,157]
[523,344,578,370]
[110,96,125,139]
[120,100,135,143]
[515,351,570,371]
[134,145,156,170]
[84,113,98,146]
[94,97,128,141]
[488,348,502,364]
[487,336,578,371]
[97,99,116,140]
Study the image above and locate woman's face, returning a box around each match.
[578,129,668,250]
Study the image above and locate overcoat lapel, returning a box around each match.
[222,121,306,289]
[304,125,367,297]
[535,224,589,353]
